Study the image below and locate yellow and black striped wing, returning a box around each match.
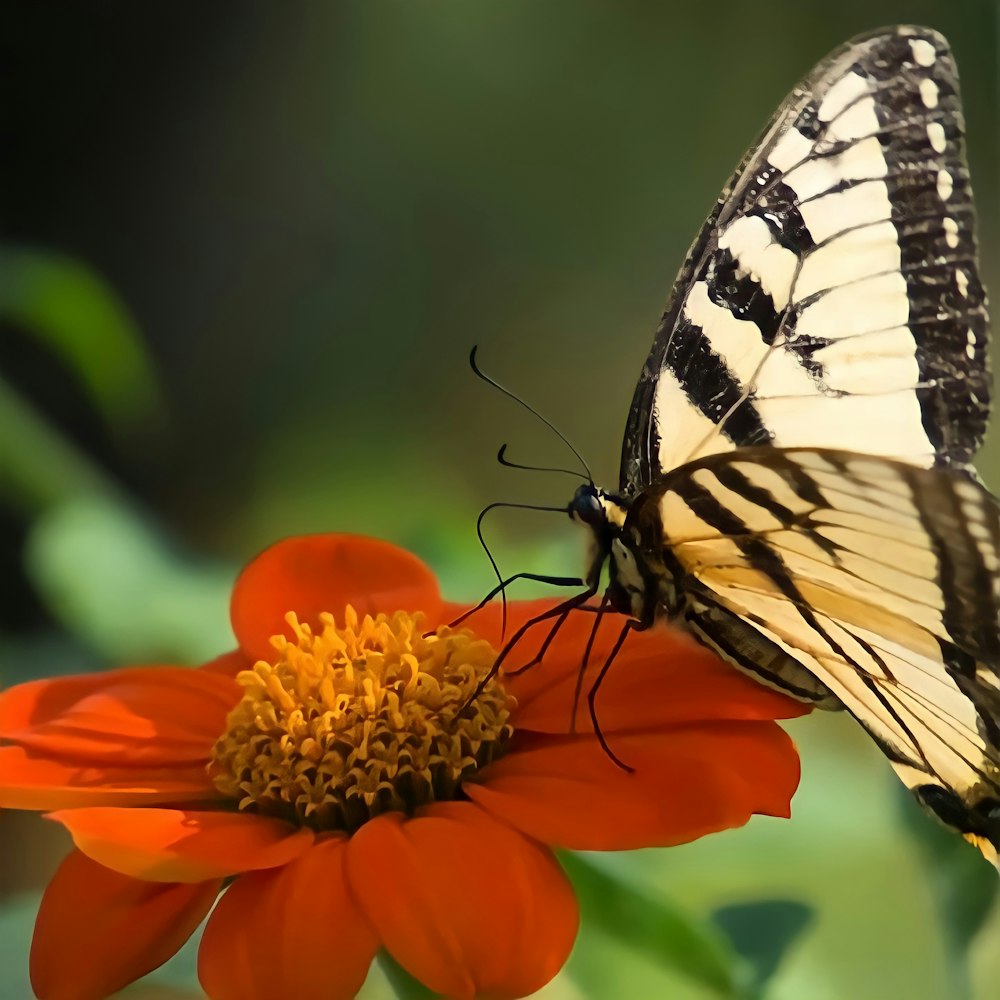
[620,27,989,495]
[636,447,1000,860]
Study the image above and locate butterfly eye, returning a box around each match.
[569,486,606,527]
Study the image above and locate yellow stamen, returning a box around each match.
[210,607,512,831]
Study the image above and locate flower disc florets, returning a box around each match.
[210,606,512,831]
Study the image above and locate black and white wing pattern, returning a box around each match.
[601,27,1000,863]
[620,26,989,496]
[633,449,1000,862]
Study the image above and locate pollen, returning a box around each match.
[210,607,512,832]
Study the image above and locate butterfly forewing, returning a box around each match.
[620,26,989,496]
[627,448,1000,854]
[570,24,1000,861]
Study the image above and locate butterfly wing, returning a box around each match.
[620,26,989,496]
[634,447,1000,860]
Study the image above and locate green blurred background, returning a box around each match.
[1,2,998,998]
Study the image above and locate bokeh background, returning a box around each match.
[1,2,999,998]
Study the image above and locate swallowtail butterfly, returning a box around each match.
[567,26,1000,864]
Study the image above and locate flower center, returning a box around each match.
[210,607,512,832]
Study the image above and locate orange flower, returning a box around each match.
[0,534,807,1000]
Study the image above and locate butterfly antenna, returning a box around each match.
[470,346,593,484]
[497,443,588,481]
[476,500,568,640]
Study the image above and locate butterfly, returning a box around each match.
[565,26,1000,865]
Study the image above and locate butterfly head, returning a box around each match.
[567,484,671,624]
[567,482,632,589]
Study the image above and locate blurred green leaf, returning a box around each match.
[0,894,38,1000]
[562,853,741,997]
[0,632,100,686]
[0,246,161,429]
[377,952,438,999]
[710,899,813,999]
[0,374,117,514]
[123,986,205,999]
[25,495,234,664]
[897,785,998,1000]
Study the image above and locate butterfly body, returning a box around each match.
[571,26,1000,863]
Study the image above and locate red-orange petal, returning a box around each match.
[0,667,238,764]
[467,722,800,851]
[231,534,442,662]
[200,649,253,676]
[198,836,379,1000]
[346,803,578,999]
[48,807,314,882]
[0,746,220,810]
[30,849,220,1000]
[506,619,811,734]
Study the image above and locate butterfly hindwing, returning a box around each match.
[627,448,1000,854]
[567,24,1000,863]
[620,26,989,495]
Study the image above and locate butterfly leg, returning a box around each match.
[461,587,598,710]
[503,606,574,677]
[588,617,650,772]
[506,597,634,681]
[438,572,584,635]
[570,593,613,733]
